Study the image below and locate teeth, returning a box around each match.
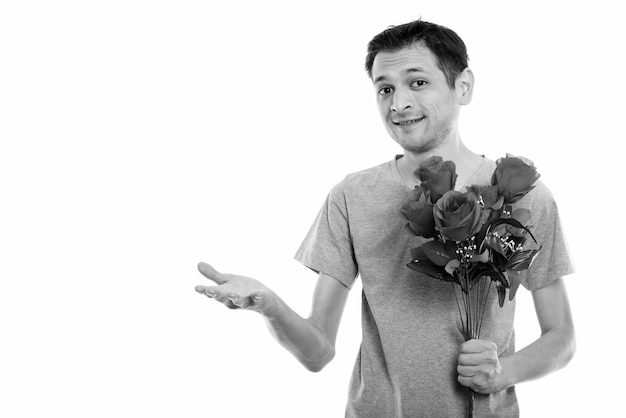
[396,118,423,125]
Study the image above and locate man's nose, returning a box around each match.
[390,89,414,112]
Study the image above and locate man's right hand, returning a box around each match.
[194,262,278,315]
[195,263,350,372]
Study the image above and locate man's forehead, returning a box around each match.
[372,44,440,82]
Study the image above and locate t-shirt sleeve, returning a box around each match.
[294,182,359,289]
[519,181,575,291]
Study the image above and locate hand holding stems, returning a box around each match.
[457,339,506,394]
[457,278,576,398]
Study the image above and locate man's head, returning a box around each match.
[366,20,474,155]
[365,19,469,89]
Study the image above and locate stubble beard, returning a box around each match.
[402,128,449,155]
[398,119,453,156]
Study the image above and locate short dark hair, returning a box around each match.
[365,19,469,89]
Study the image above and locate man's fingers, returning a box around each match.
[458,352,483,366]
[457,365,477,376]
[197,262,226,284]
[230,293,263,309]
[195,285,218,297]
[458,375,474,389]
[459,339,482,353]
[460,339,496,353]
[195,285,240,309]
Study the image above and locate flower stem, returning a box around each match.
[477,279,492,339]
[453,284,465,335]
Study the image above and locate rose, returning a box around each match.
[491,155,540,204]
[414,156,458,203]
[401,186,437,238]
[434,191,485,242]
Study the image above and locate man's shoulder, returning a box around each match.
[340,158,397,188]
[325,158,400,204]
[517,178,556,211]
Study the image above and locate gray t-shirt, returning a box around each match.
[295,156,573,418]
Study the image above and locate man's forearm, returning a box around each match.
[499,277,576,391]
[262,296,334,372]
[500,326,576,390]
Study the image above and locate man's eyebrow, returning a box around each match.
[373,75,387,84]
[405,67,428,75]
[373,67,429,84]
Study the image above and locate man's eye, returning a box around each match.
[412,80,427,87]
[378,87,393,96]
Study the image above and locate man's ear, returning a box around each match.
[457,68,474,105]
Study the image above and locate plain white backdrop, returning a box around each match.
[1,1,623,417]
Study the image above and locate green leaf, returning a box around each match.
[411,246,428,261]
[467,263,508,289]
[506,270,522,301]
[422,240,455,266]
[407,260,460,285]
[407,260,445,279]
[505,247,541,271]
[511,208,531,226]
[490,251,508,270]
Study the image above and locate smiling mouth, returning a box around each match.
[393,116,425,126]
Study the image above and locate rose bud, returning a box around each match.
[401,186,437,238]
[491,155,541,204]
[414,156,458,203]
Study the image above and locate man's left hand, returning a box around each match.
[457,339,504,394]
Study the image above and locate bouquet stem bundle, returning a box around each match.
[452,244,493,418]
[401,155,542,418]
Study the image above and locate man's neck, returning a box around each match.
[396,139,483,189]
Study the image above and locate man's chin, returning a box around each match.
[397,139,443,155]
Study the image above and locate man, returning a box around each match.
[195,19,575,417]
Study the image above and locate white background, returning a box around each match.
[1,1,623,417]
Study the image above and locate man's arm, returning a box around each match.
[457,277,576,393]
[195,262,349,372]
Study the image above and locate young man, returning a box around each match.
[195,19,575,417]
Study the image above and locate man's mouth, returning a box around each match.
[393,116,425,126]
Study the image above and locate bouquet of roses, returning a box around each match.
[401,155,542,417]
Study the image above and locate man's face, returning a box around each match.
[371,44,464,154]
